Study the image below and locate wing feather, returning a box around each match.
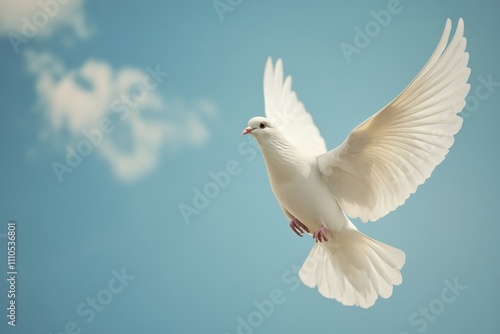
[318,19,470,222]
[263,58,327,155]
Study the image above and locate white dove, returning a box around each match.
[242,18,470,308]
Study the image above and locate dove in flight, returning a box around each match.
[242,18,470,308]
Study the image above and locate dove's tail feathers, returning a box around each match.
[299,229,405,308]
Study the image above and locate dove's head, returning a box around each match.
[241,116,276,138]
[242,116,291,154]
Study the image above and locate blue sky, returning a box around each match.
[0,0,499,333]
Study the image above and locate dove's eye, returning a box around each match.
[259,122,266,129]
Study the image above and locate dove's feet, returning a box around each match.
[313,226,329,243]
[289,218,310,237]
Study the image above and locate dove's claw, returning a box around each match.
[313,226,329,243]
[289,218,309,237]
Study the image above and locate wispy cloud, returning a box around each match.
[0,0,92,52]
[25,51,217,182]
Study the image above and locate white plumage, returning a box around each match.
[243,19,470,308]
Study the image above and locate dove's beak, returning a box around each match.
[241,127,253,136]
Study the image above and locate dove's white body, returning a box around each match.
[257,134,351,233]
[245,19,470,308]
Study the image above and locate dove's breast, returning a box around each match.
[257,137,353,233]
[269,161,352,233]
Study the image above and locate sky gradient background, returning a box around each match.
[1,0,499,333]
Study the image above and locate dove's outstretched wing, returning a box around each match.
[264,58,327,156]
[318,18,470,222]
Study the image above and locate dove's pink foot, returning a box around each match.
[289,218,309,237]
[313,226,329,243]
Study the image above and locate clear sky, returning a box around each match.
[0,0,499,333]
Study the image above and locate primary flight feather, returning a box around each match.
[242,18,470,308]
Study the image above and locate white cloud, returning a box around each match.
[27,51,112,133]
[0,0,92,52]
[26,51,217,182]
